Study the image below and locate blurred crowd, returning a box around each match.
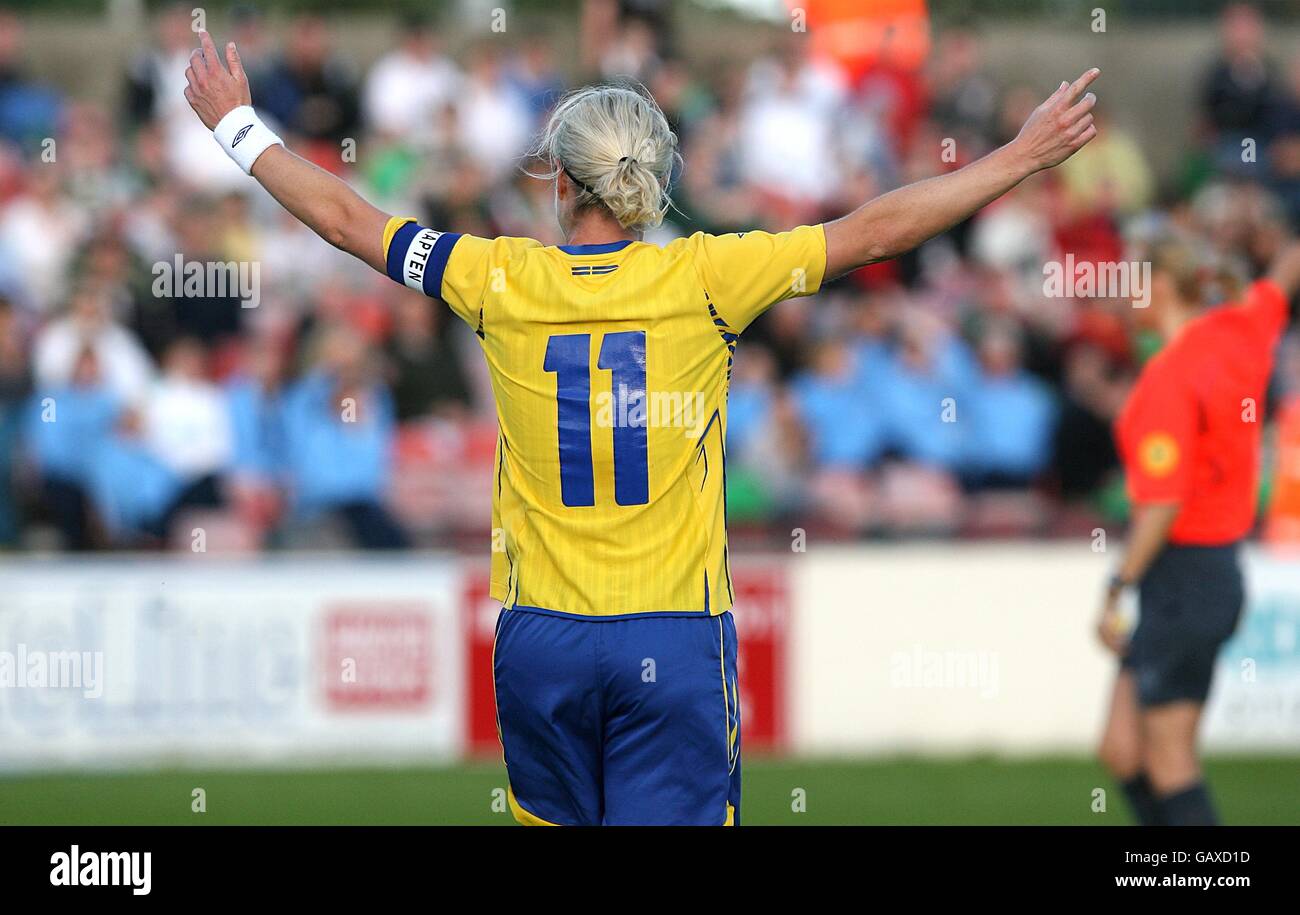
[0,0,1298,552]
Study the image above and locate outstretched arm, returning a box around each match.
[823,69,1101,280]
[183,31,389,273]
[1268,237,1300,301]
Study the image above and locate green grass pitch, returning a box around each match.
[2,756,1296,825]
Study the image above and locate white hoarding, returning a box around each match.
[1,545,1294,771]
[790,544,1300,754]
[0,557,464,771]
[1204,550,1300,749]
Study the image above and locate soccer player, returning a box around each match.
[1097,236,1300,826]
[184,31,1099,825]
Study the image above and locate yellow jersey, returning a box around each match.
[382,217,826,617]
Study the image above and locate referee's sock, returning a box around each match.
[1119,772,1163,826]
[1158,782,1219,826]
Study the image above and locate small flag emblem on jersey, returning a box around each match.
[571,264,618,276]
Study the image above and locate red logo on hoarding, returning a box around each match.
[729,563,790,753]
[322,604,433,710]
[464,574,502,754]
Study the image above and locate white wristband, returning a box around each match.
[213,106,283,175]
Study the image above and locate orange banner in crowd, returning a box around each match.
[794,0,931,79]
[1266,396,1300,545]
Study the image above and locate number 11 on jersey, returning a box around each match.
[544,331,649,507]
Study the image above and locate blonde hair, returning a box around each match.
[1138,233,1246,306]
[532,84,680,231]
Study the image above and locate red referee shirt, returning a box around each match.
[1115,279,1290,545]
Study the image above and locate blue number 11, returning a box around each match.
[544,331,649,507]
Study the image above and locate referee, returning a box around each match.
[1097,235,1300,826]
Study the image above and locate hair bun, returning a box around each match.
[532,84,680,230]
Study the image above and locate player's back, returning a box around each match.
[485,237,732,617]
[382,218,827,617]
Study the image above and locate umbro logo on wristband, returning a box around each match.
[214,106,283,175]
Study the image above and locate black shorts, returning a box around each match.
[1122,543,1244,707]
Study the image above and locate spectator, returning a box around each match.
[599,15,662,83]
[23,345,119,549]
[582,0,673,80]
[282,327,407,549]
[1059,111,1154,218]
[791,339,887,470]
[226,334,286,488]
[78,230,148,327]
[87,407,179,545]
[256,14,360,169]
[225,334,286,538]
[61,102,137,217]
[0,162,87,314]
[1200,2,1276,174]
[927,28,999,158]
[124,3,197,126]
[792,338,890,531]
[454,44,534,184]
[737,39,847,224]
[385,289,473,421]
[135,197,247,356]
[963,324,1058,488]
[1053,337,1130,499]
[1266,53,1300,228]
[726,344,807,521]
[142,338,232,539]
[0,12,61,148]
[0,294,28,544]
[878,311,974,469]
[362,15,462,144]
[726,345,777,462]
[125,3,246,190]
[510,36,565,119]
[33,284,153,406]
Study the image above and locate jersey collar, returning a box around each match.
[557,240,635,255]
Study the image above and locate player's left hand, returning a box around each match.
[184,31,252,130]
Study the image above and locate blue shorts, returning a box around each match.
[492,607,741,826]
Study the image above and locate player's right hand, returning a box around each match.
[184,30,252,130]
[1095,595,1128,655]
[1011,68,1100,174]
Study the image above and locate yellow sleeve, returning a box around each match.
[687,225,827,333]
[381,216,499,330]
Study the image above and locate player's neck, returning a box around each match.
[565,212,639,248]
[1160,303,1194,341]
